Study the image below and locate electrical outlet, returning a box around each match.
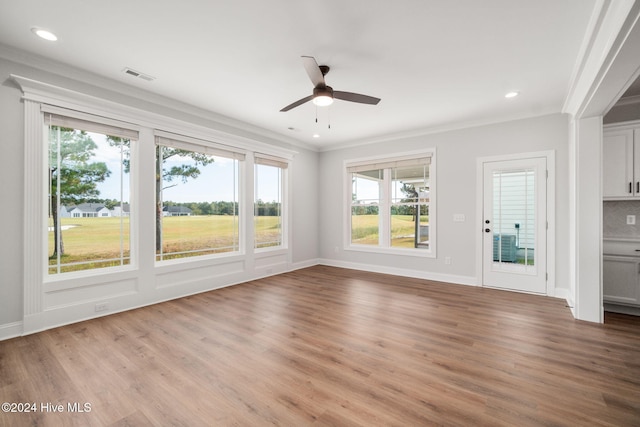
[95,303,109,312]
[627,215,636,225]
[445,257,452,265]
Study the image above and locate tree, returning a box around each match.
[155,146,215,250]
[49,127,110,256]
[402,183,419,218]
[106,138,215,250]
[107,137,235,255]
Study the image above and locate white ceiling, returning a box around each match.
[0,0,597,150]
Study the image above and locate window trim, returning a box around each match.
[154,132,244,263]
[344,149,436,258]
[44,108,139,280]
[16,73,296,324]
[254,153,289,252]
[155,130,247,160]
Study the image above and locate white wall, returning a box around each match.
[290,151,320,268]
[319,114,570,295]
[572,116,604,322]
[0,55,319,338]
[0,61,24,333]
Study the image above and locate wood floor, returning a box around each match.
[1,266,640,426]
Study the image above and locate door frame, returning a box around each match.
[475,150,556,296]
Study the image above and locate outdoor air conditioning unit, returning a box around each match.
[493,234,517,262]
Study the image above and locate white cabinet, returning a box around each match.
[603,239,640,312]
[603,256,640,305]
[603,126,640,199]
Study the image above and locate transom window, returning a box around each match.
[347,154,434,255]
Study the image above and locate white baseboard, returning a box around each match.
[318,258,478,287]
[289,258,321,271]
[604,303,640,316]
[0,321,23,340]
[553,287,570,301]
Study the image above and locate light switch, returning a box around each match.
[453,214,465,222]
[627,215,636,225]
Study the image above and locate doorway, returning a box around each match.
[481,156,548,294]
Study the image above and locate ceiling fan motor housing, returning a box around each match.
[313,85,334,98]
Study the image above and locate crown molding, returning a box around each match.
[0,44,318,153]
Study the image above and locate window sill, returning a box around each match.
[155,251,245,271]
[344,244,435,258]
[255,246,287,256]
[44,264,138,291]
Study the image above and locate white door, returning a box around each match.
[482,157,547,294]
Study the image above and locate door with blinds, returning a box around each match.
[482,157,547,294]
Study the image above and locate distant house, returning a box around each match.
[163,206,192,217]
[111,203,130,217]
[58,205,72,218]
[68,203,111,218]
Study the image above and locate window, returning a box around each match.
[46,113,137,274]
[492,168,535,264]
[347,154,433,254]
[155,133,244,261]
[254,155,287,249]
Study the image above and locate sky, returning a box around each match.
[91,132,279,204]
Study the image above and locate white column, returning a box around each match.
[572,116,604,323]
[23,99,44,333]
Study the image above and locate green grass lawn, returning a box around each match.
[49,215,281,271]
[352,214,428,248]
[50,213,425,273]
[159,215,240,257]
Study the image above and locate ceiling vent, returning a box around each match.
[122,67,155,82]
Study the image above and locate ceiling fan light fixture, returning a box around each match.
[313,95,334,106]
[312,86,334,107]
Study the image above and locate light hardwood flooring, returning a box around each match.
[1,265,640,426]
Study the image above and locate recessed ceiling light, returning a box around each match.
[505,91,519,98]
[312,134,320,138]
[31,27,57,41]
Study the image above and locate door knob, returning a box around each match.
[485,228,491,233]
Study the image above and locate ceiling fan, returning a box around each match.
[280,56,381,112]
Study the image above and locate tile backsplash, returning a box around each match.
[604,200,640,237]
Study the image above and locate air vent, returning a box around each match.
[122,67,155,82]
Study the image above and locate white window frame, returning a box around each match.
[344,149,436,258]
[154,131,246,264]
[43,107,139,280]
[16,74,296,333]
[254,153,289,252]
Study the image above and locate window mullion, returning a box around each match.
[55,125,62,274]
[380,168,390,248]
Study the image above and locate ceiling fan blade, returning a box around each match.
[280,94,314,112]
[301,56,325,87]
[334,91,381,105]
